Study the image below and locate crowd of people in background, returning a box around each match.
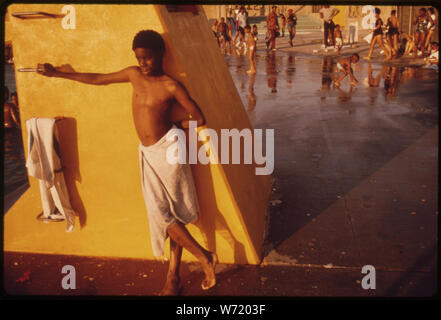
[212,6,299,74]
[365,7,437,62]
[212,5,438,76]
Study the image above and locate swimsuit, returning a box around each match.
[386,18,399,35]
[416,16,428,33]
[373,18,383,36]
[287,14,297,28]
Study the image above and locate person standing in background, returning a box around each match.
[319,5,339,48]
[280,13,286,37]
[413,8,433,58]
[425,7,437,51]
[233,6,247,49]
[287,9,297,47]
[366,8,391,61]
[386,10,400,57]
[266,6,279,51]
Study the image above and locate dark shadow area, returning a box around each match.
[384,245,437,296]
[56,118,87,228]
[4,46,29,214]
[191,143,248,264]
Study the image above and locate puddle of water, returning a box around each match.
[225,51,438,130]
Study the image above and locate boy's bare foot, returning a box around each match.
[159,276,181,296]
[246,70,256,74]
[350,81,357,86]
[334,80,341,87]
[201,252,218,290]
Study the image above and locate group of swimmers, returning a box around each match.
[212,6,299,75]
[366,7,437,61]
[211,7,439,83]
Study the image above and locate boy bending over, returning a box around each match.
[334,53,360,87]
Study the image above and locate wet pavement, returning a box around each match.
[226,40,438,296]
[3,251,436,296]
[3,38,439,297]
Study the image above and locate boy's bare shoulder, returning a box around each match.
[126,66,141,74]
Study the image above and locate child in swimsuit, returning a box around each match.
[413,8,433,57]
[425,7,437,50]
[287,9,297,47]
[280,14,286,37]
[245,25,256,74]
[252,25,259,41]
[218,17,231,54]
[366,7,391,61]
[334,53,360,87]
[386,10,399,57]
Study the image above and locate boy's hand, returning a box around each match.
[37,63,57,77]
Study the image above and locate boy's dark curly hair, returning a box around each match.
[132,30,165,56]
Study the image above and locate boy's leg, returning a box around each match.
[324,22,329,46]
[337,68,348,81]
[413,32,420,57]
[392,34,398,55]
[367,36,376,59]
[425,30,433,49]
[420,32,427,56]
[380,38,391,60]
[329,24,335,46]
[270,30,276,49]
[288,26,293,46]
[160,238,183,295]
[349,67,358,85]
[167,221,217,290]
[247,48,256,73]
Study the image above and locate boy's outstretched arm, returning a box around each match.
[170,81,205,128]
[37,63,133,85]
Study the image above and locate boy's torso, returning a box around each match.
[130,67,176,146]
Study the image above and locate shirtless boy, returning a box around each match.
[37,30,217,296]
[386,10,400,57]
[245,25,257,74]
[334,53,360,87]
[218,17,232,54]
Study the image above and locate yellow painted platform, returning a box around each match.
[4,4,272,264]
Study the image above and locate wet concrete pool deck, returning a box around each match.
[4,35,438,297]
[228,35,438,295]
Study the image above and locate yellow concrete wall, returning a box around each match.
[4,4,272,264]
[333,6,346,27]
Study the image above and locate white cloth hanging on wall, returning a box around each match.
[26,118,75,232]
